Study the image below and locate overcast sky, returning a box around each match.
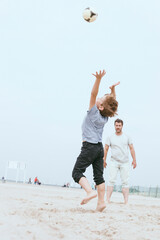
[0,0,160,187]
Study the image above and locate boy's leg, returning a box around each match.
[79,177,97,205]
[107,160,119,203]
[72,142,97,205]
[92,144,106,212]
[120,162,130,204]
[96,182,106,212]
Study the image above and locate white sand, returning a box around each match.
[0,182,160,240]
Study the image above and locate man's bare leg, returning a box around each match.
[122,187,129,204]
[107,186,114,203]
[79,177,97,205]
[96,182,106,212]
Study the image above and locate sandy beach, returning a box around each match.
[0,182,160,240]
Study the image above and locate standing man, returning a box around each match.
[104,119,137,204]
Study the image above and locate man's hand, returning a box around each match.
[132,160,137,169]
[129,144,136,169]
[103,158,107,168]
[92,70,106,80]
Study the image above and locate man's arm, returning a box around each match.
[129,144,137,169]
[89,70,106,110]
[109,81,120,99]
[103,144,109,168]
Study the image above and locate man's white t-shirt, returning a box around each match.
[105,133,133,163]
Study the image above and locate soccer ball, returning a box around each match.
[83,7,98,23]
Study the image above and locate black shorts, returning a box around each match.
[72,141,105,186]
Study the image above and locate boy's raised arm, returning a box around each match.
[89,70,106,110]
[109,81,120,99]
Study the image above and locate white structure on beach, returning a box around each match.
[5,161,27,183]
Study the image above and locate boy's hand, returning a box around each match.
[109,81,120,90]
[109,81,120,98]
[89,69,106,110]
[92,70,106,80]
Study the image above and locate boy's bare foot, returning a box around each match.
[81,191,97,205]
[96,202,106,212]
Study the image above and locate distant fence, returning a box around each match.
[113,185,160,198]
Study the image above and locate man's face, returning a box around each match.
[115,122,123,133]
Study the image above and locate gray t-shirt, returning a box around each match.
[105,133,133,163]
[82,105,108,143]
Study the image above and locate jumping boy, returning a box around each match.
[72,70,120,211]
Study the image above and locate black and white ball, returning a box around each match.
[83,7,98,23]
